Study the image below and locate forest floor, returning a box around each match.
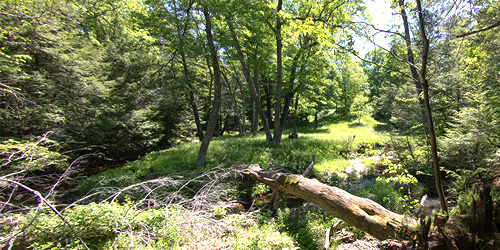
[3,115,433,249]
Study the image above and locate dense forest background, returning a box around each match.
[1,0,499,167]
[1,0,500,249]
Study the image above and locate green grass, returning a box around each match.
[7,201,296,250]
[17,115,402,250]
[79,114,391,194]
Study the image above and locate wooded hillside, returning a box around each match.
[1,0,500,249]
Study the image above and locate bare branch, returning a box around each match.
[0,178,90,250]
[45,154,91,200]
[334,42,417,82]
[456,19,500,38]
[0,82,32,105]
[302,155,315,177]
[323,220,342,250]
[353,21,405,39]
[1,131,53,168]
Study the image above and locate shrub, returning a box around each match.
[8,201,182,249]
[273,205,338,249]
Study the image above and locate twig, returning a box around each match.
[323,220,342,250]
[1,132,52,168]
[0,202,42,247]
[45,154,90,200]
[0,178,90,250]
[265,159,274,170]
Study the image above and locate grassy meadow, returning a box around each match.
[8,115,414,250]
[79,114,391,194]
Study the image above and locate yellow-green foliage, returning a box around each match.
[0,137,67,174]
[5,201,295,250]
[13,200,181,249]
[273,207,339,249]
[277,175,300,186]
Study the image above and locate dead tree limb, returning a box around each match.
[302,155,315,177]
[0,178,90,250]
[242,164,417,240]
[323,220,342,250]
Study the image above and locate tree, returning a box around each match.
[337,59,368,114]
[413,0,448,214]
[226,14,273,141]
[195,6,223,166]
[272,0,284,143]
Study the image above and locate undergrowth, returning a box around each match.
[3,201,295,249]
[79,115,391,195]
[2,114,428,250]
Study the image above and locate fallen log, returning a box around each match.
[242,164,417,240]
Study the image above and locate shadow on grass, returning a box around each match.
[374,123,392,132]
[347,122,366,128]
[290,126,330,135]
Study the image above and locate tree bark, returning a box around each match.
[173,1,203,141]
[273,0,283,143]
[399,0,423,95]
[226,16,273,141]
[415,0,448,215]
[264,81,273,128]
[278,40,318,136]
[399,0,426,122]
[180,47,203,141]
[242,164,417,240]
[293,94,299,135]
[221,69,243,134]
[251,53,260,137]
[195,7,222,166]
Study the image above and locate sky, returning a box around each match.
[354,0,396,57]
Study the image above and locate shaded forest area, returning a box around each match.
[1,0,500,249]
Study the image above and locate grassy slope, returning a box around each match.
[5,115,398,250]
[80,114,390,194]
[15,115,392,250]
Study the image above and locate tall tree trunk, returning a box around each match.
[230,62,247,135]
[293,94,299,135]
[189,90,204,141]
[251,53,260,137]
[277,40,318,135]
[279,92,294,134]
[226,16,273,141]
[273,0,283,143]
[315,111,319,129]
[264,80,273,129]
[241,101,246,135]
[195,27,214,110]
[174,1,202,141]
[415,0,448,215]
[232,67,247,135]
[399,0,426,121]
[195,7,222,166]
[278,50,300,134]
[242,164,417,240]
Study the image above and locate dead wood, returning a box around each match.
[242,164,417,240]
